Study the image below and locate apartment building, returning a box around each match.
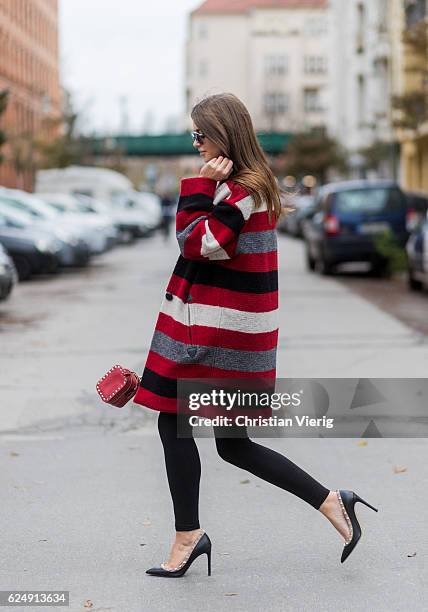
[398,0,428,192]
[328,0,404,178]
[185,0,329,132]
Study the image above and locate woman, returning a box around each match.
[132,93,378,577]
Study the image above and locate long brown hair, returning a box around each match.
[191,93,285,225]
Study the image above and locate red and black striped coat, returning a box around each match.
[132,176,279,413]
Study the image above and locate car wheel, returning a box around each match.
[13,255,33,281]
[371,260,390,278]
[317,255,334,276]
[408,269,423,291]
[306,248,316,271]
[119,230,134,244]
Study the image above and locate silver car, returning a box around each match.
[406,214,428,292]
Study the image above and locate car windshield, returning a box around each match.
[0,199,34,224]
[3,192,59,219]
[42,200,68,213]
[334,188,404,214]
[0,209,28,228]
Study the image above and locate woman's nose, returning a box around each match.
[193,139,200,149]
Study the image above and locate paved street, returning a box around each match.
[1,232,427,612]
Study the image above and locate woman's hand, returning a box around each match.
[200,156,233,181]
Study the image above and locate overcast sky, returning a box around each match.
[60,0,202,135]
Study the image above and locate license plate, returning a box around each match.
[359,222,391,234]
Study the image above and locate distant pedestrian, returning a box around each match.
[160,193,176,241]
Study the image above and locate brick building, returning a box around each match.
[0,0,61,190]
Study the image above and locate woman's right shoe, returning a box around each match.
[145,530,212,578]
[336,489,378,564]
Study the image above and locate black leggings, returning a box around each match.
[158,412,330,531]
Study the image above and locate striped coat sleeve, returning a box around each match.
[176,176,253,261]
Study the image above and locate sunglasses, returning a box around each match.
[191,130,206,144]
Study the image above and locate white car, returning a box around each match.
[74,193,150,243]
[0,193,91,267]
[35,167,161,240]
[36,192,117,254]
[36,166,134,203]
[133,191,163,230]
[113,190,162,229]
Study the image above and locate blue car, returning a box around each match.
[303,180,410,276]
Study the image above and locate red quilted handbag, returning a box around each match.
[96,364,141,408]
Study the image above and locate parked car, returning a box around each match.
[71,194,119,249]
[405,191,428,233]
[36,192,117,254]
[303,180,410,276]
[278,194,316,237]
[36,165,134,203]
[38,191,150,244]
[0,209,63,280]
[35,166,154,242]
[112,190,162,237]
[406,214,428,292]
[133,191,163,231]
[0,242,18,300]
[74,193,149,244]
[0,192,91,267]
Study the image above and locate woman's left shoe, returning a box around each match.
[145,530,212,578]
[336,489,378,564]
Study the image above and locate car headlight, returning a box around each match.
[35,238,61,253]
[55,229,79,246]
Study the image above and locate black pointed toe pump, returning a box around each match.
[146,530,212,578]
[336,490,378,564]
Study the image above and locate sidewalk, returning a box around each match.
[1,427,426,612]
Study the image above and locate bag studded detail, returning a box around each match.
[96,364,141,408]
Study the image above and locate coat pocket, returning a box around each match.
[185,300,198,359]
[186,301,194,346]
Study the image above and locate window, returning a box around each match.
[374,58,389,117]
[264,55,288,76]
[305,17,328,36]
[356,3,366,53]
[377,0,389,31]
[304,56,327,75]
[357,74,366,125]
[199,60,208,77]
[198,22,208,39]
[334,189,404,214]
[263,92,289,115]
[304,88,322,112]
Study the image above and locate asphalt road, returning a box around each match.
[1,231,427,612]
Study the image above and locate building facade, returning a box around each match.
[0,0,61,190]
[328,0,404,179]
[185,0,329,132]
[398,0,428,193]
